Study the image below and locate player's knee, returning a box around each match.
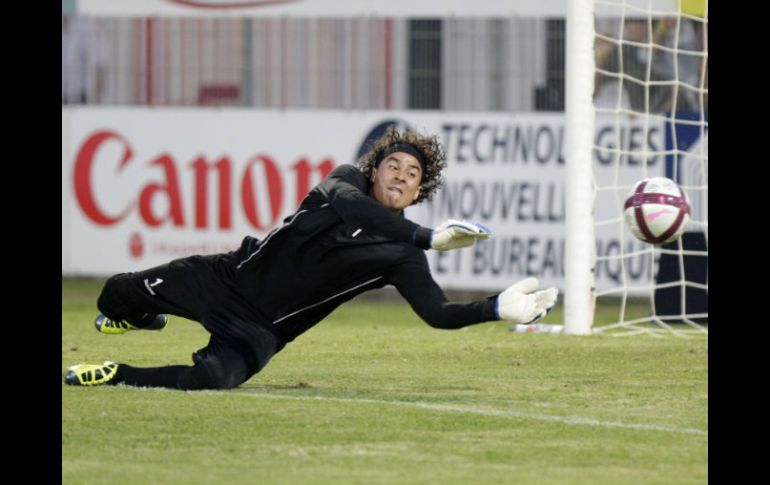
[97,273,134,320]
[179,351,250,390]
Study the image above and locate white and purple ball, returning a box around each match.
[623,177,691,245]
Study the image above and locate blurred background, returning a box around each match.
[62,0,707,332]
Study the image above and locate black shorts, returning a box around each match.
[98,253,284,375]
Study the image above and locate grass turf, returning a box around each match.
[62,278,707,485]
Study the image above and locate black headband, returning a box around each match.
[377,143,427,181]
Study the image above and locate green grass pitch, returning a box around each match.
[62,278,707,485]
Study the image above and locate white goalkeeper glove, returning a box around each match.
[430,219,491,251]
[496,277,559,324]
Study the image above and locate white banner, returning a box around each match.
[408,113,666,292]
[62,108,665,292]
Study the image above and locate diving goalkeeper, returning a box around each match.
[64,129,558,390]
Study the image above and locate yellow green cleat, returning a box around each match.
[94,313,168,335]
[64,361,119,386]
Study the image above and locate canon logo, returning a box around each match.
[73,130,334,231]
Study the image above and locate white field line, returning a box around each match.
[192,390,707,437]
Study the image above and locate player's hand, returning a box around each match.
[496,277,558,324]
[430,220,491,251]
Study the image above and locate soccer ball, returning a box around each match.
[623,177,691,245]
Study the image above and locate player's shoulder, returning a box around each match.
[328,163,365,179]
[317,164,368,195]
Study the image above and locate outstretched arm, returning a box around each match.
[393,253,559,329]
[315,164,433,248]
[392,254,498,329]
[315,164,491,251]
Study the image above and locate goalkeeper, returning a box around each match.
[64,129,558,390]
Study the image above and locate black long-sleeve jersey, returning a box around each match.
[227,164,499,344]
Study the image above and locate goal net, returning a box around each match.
[576,0,708,336]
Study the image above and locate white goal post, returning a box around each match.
[564,0,708,336]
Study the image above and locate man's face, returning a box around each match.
[370,152,423,213]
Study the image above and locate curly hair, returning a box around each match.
[357,128,447,205]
